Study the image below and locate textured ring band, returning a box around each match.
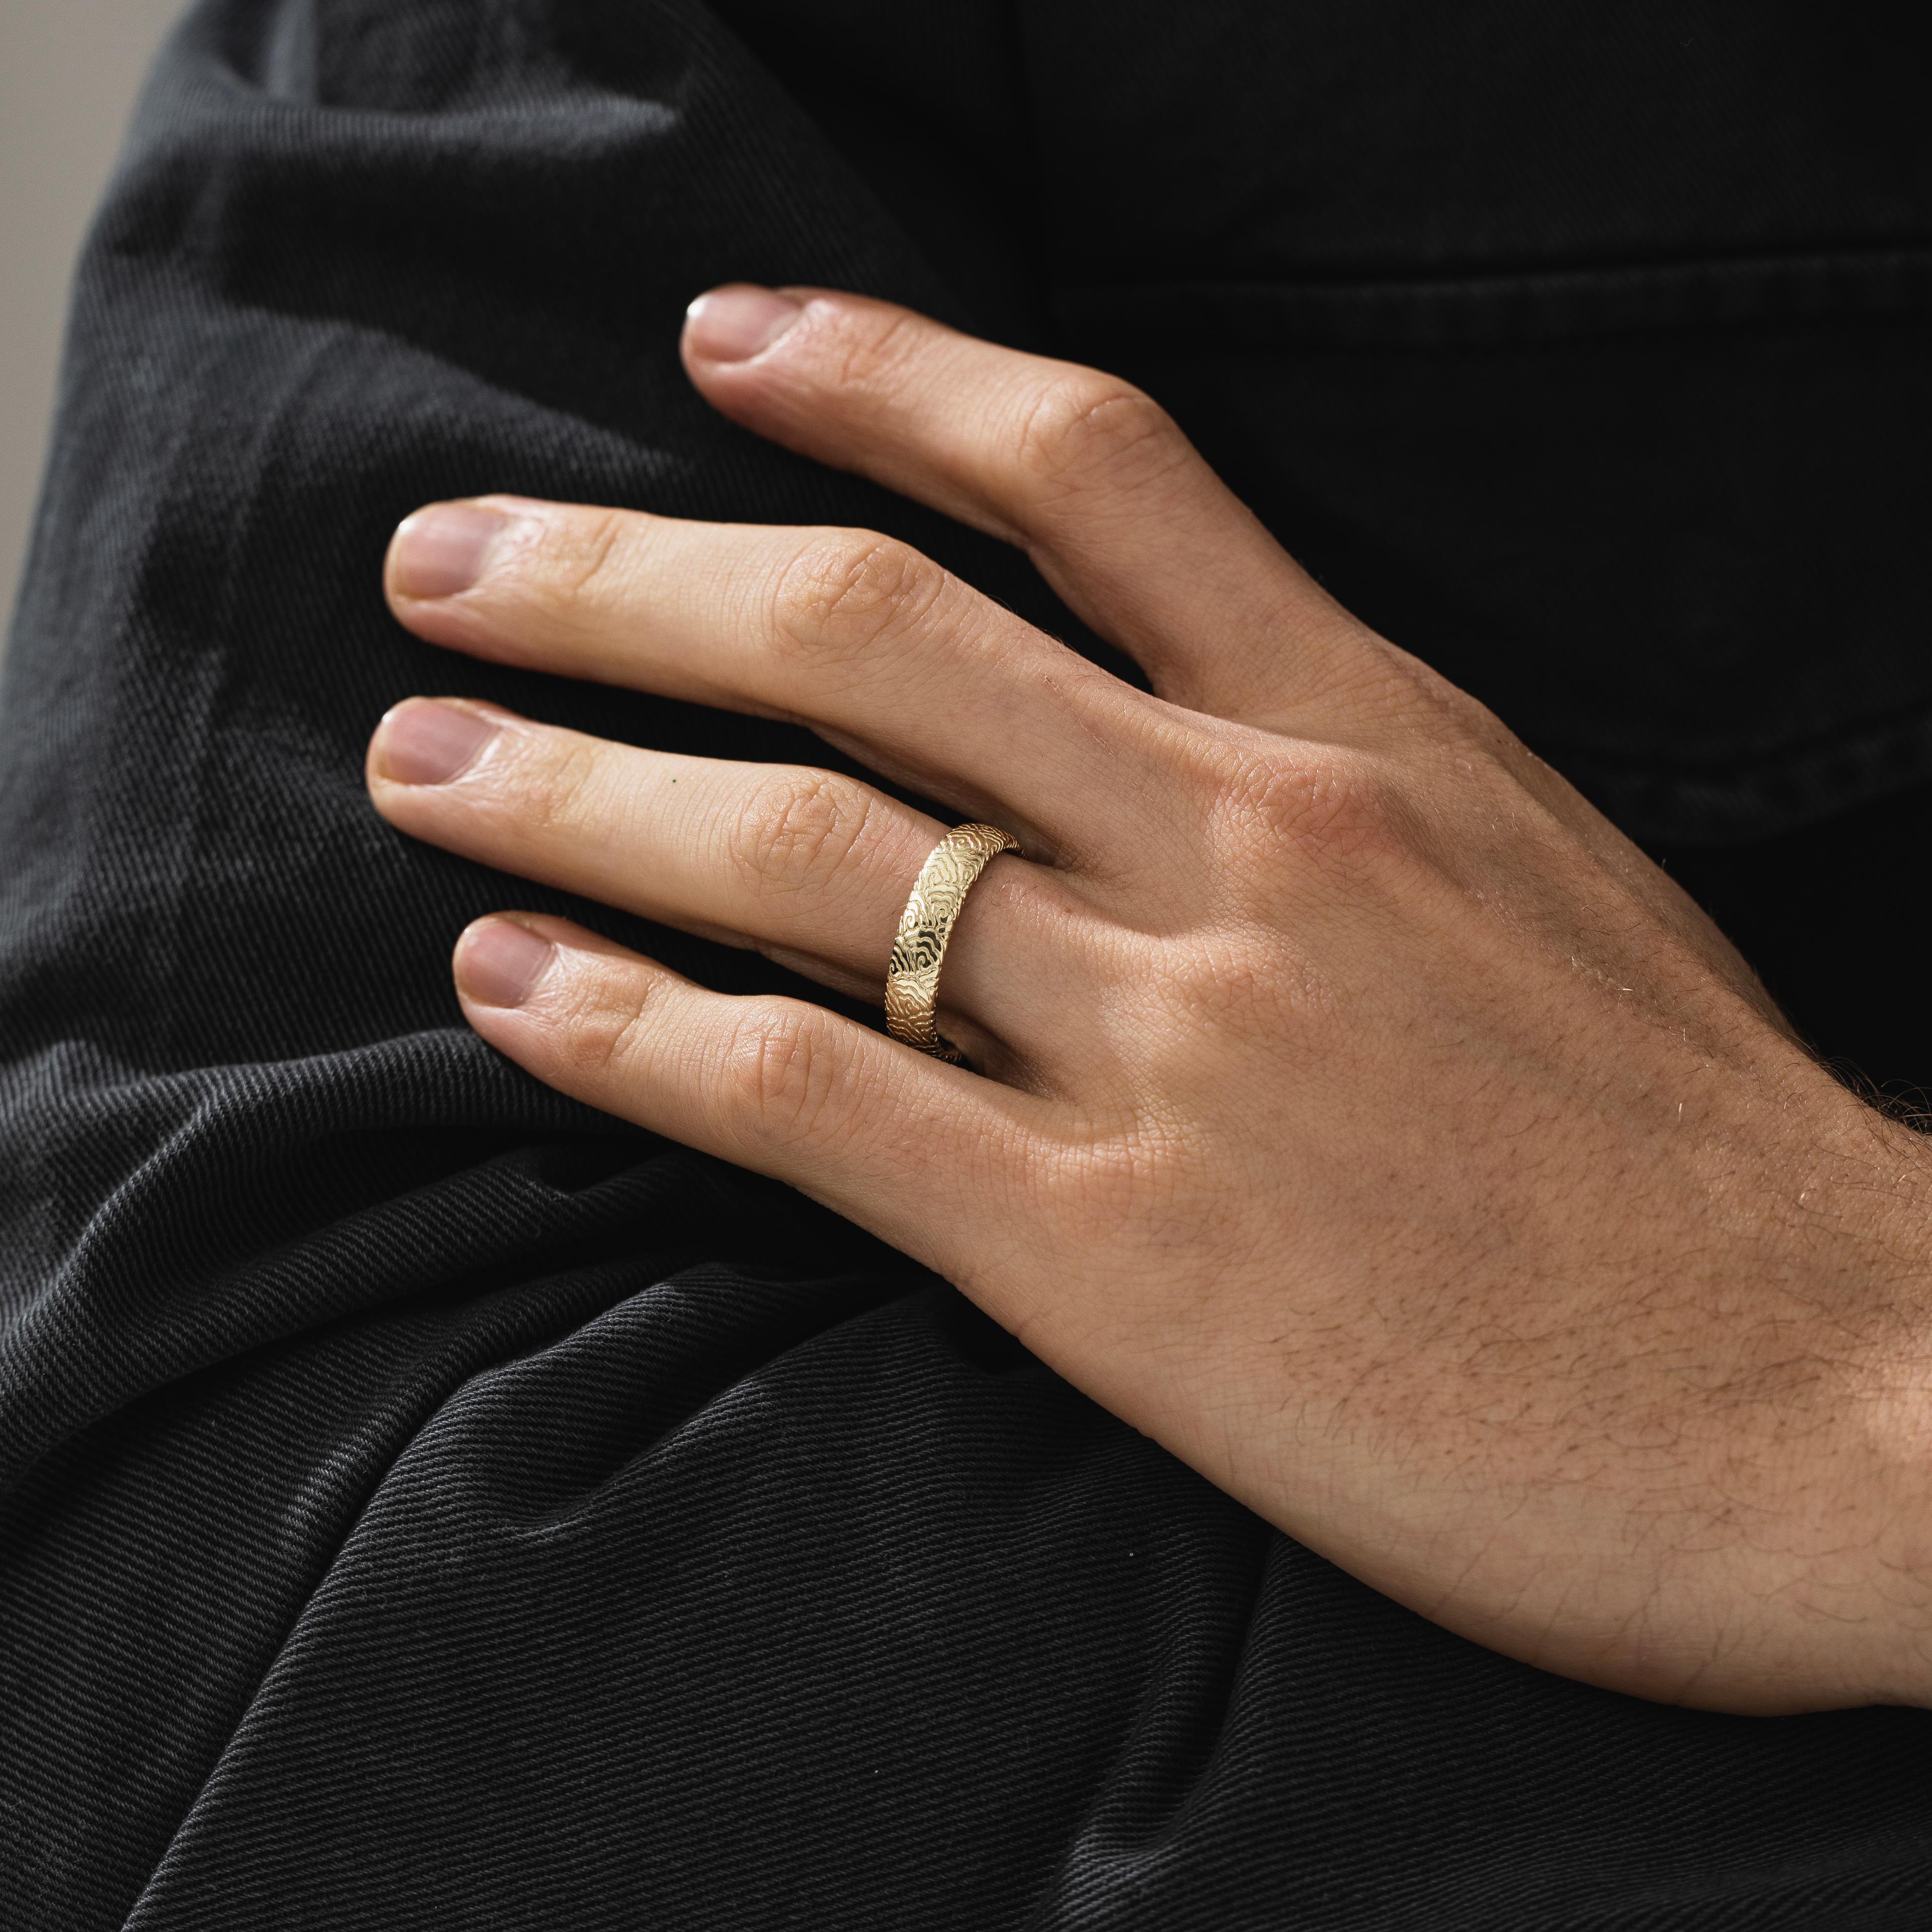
[883,823,1019,1063]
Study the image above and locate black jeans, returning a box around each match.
[5,4,1931,1925]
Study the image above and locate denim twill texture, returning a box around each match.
[4,3,1931,1926]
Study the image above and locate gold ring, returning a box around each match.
[884,823,1018,1063]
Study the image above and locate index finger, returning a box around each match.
[680,286,1382,722]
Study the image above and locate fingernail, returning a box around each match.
[390,502,517,600]
[684,285,803,362]
[373,700,497,785]
[455,919,556,1009]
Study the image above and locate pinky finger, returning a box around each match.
[453,913,1035,1274]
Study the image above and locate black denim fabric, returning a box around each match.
[5,4,1932,1926]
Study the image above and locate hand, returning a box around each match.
[367,285,1932,1713]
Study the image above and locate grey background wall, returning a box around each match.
[2,0,186,640]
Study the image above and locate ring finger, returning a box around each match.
[366,696,1085,1071]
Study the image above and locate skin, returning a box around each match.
[366,284,1932,1714]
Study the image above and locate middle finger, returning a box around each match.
[385,496,1171,868]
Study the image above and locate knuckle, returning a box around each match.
[1377,643,1500,739]
[536,506,634,615]
[1030,1113,1215,1282]
[770,531,947,664]
[1013,373,1187,499]
[565,972,662,1088]
[731,768,876,905]
[828,303,927,393]
[1211,746,1416,876]
[516,732,605,837]
[721,998,844,1144]
[1164,928,1324,1042]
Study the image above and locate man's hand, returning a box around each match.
[365,285,1932,1712]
